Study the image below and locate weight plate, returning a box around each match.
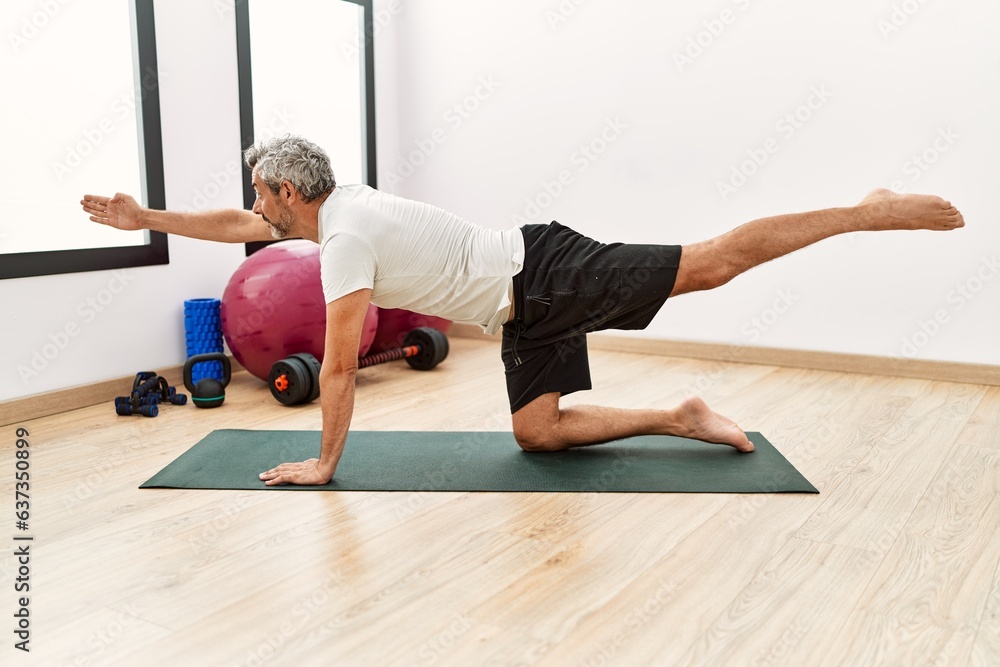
[268,357,311,406]
[289,353,322,403]
[403,327,449,371]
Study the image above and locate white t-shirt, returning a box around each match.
[318,185,524,335]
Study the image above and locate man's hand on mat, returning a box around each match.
[259,458,333,486]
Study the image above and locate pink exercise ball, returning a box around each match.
[369,308,452,353]
[221,240,378,381]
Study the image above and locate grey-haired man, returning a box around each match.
[82,135,965,485]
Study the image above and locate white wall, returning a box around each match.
[2,0,996,404]
[382,0,1000,368]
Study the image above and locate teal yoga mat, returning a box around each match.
[139,430,818,493]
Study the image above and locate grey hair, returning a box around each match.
[244,135,336,203]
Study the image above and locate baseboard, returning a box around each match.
[0,356,243,427]
[448,323,1000,387]
[7,328,995,426]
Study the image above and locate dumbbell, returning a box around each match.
[132,374,161,399]
[115,397,159,418]
[114,371,187,417]
[268,327,449,406]
[155,377,188,406]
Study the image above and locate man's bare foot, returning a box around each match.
[858,188,965,231]
[673,397,754,452]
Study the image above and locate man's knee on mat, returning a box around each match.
[511,394,566,452]
[513,427,565,452]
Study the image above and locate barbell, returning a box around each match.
[267,327,449,406]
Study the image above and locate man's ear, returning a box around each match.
[280,180,297,204]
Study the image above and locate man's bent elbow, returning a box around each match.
[320,365,358,386]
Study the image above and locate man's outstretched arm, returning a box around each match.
[259,288,373,486]
[81,192,273,243]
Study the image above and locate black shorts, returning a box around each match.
[501,221,682,413]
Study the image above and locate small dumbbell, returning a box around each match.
[114,397,158,417]
[268,327,450,406]
[132,375,161,399]
[156,377,188,405]
[117,371,159,417]
[114,372,188,417]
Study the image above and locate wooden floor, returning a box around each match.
[2,337,998,666]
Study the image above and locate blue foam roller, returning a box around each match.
[185,299,224,382]
[184,298,221,312]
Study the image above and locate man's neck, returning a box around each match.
[297,187,336,243]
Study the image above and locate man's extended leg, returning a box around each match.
[509,189,964,453]
[670,188,964,296]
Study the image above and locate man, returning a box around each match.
[81,135,965,485]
